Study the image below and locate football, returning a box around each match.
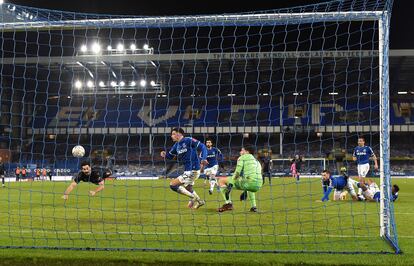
[72,145,85,158]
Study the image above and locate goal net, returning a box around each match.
[0,0,399,253]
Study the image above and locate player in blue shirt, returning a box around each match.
[161,127,208,210]
[321,169,357,201]
[352,137,378,193]
[204,139,224,195]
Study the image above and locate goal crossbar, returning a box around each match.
[0,11,384,31]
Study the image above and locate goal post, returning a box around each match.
[378,10,399,252]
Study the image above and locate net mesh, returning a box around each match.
[0,0,398,253]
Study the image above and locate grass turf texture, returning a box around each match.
[0,177,413,265]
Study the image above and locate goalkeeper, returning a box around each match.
[217,146,263,213]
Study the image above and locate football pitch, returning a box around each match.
[0,178,412,265]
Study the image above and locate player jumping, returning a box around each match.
[161,127,208,210]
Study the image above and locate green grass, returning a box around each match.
[0,177,413,265]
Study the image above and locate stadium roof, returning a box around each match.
[1,49,414,100]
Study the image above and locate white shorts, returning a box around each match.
[334,190,347,201]
[334,179,357,200]
[363,183,380,200]
[357,163,370,178]
[204,165,219,177]
[178,170,200,187]
[362,189,374,200]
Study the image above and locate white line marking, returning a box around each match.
[0,230,412,238]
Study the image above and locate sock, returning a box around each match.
[209,177,216,191]
[177,186,196,199]
[192,190,200,200]
[296,174,300,181]
[185,185,200,201]
[220,186,232,204]
[248,191,256,208]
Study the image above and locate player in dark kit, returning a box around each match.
[47,169,53,181]
[259,153,271,185]
[0,157,5,187]
[62,161,112,200]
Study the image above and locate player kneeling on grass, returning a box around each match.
[321,169,358,202]
[217,145,262,213]
[62,161,112,200]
